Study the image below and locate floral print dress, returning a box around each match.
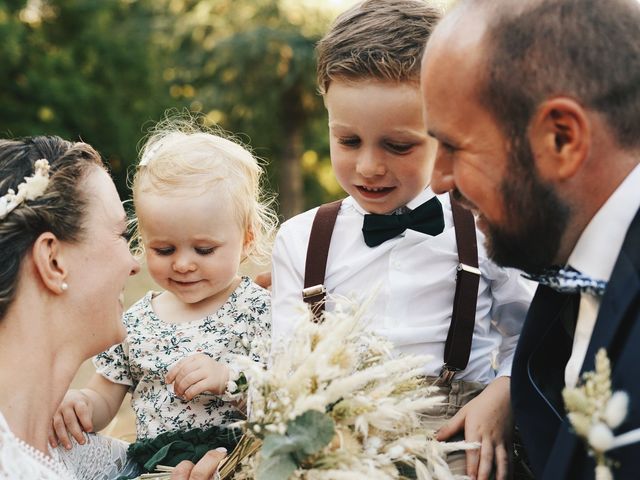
[94,276,271,440]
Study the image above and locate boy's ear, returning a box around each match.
[528,97,591,181]
[31,232,68,294]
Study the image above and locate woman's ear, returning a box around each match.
[31,232,68,294]
[528,97,591,181]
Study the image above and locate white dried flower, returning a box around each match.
[386,445,405,459]
[226,381,238,394]
[0,159,50,220]
[604,391,629,429]
[589,422,614,452]
[595,464,614,480]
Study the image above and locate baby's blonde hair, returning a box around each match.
[131,117,278,265]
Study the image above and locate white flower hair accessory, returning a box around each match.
[0,159,50,220]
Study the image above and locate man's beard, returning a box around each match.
[483,139,571,273]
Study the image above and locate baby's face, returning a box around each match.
[137,190,246,308]
[325,79,437,214]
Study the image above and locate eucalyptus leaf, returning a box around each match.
[256,452,297,480]
[261,411,334,459]
[287,410,335,456]
[261,433,302,458]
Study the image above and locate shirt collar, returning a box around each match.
[345,186,437,215]
[568,164,640,281]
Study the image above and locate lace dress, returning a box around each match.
[0,411,74,480]
[0,410,140,480]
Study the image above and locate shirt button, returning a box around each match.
[393,261,402,269]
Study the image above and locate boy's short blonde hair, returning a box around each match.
[316,0,442,95]
[131,118,277,264]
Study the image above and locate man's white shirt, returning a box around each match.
[565,164,640,387]
[271,187,535,384]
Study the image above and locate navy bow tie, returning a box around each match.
[361,196,445,247]
[524,266,607,297]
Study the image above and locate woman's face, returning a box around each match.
[65,167,139,356]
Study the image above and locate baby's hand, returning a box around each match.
[436,376,513,480]
[50,389,94,450]
[165,353,229,401]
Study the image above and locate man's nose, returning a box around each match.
[431,150,454,194]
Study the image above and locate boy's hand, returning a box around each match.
[50,389,94,450]
[436,376,513,480]
[166,354,230,401]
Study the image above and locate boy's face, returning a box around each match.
[325,79,436,214]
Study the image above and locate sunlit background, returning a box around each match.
[2,0,453,439]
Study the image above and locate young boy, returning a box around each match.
[271,1,534,479]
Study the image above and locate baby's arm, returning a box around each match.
[165,354,229,401]
[50,373,128,449]
[436,376,512,480]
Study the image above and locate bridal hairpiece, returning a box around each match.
[0,159,51,220]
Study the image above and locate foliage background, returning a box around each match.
[0,0,355,219]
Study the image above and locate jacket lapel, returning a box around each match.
[527,290,578,417]
[543,208,640,479]
[581,209,640,373]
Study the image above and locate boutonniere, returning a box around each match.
[563,348,640,480]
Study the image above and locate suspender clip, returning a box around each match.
[457,263,481,276]
[436,365,460,386]
[302,284,326,302]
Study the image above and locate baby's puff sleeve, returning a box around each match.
[93,342,134,390]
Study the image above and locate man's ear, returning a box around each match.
[528,97,591,181]
[31,232,68,294]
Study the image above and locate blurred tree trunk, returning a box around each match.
[279,87,305,219]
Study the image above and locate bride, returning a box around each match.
[0,136,224,480]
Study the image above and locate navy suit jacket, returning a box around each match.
[512,207,640,479]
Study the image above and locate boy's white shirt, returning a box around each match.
[271,187,535,384]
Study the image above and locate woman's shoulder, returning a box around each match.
[0,413,72,480]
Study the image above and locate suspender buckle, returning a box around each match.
[457,263,481,276]
[436,365,459,386]
[302,284,326,302]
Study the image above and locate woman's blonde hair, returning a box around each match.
[131,117,278,265]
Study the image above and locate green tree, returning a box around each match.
[161,0,337,219]
[0,0,174,194]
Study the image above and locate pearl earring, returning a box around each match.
[61,282,68,292]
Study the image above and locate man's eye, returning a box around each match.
[195,247,215,255]
[153,247,174,256]
[440,142,457,154]
[338,136,361,147]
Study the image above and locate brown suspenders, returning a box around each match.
[302,199,343,320]
[302,193,480,384]
[440,196,480,384]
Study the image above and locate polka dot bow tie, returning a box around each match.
[524,266,607,297]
